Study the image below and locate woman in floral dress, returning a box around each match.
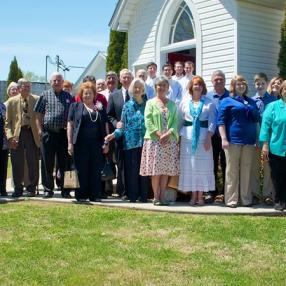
[140,76,179,205]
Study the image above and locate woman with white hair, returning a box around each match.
[105,78,149,202]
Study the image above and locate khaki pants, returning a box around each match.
[224,144,255,206]
[251,148,275,200]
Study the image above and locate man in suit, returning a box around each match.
[107,68,133,198]
[5,78,40,197]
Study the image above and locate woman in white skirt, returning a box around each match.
[178,76,217,205]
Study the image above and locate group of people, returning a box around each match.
[0,60,285,211]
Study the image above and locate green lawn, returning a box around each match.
[0,202,286,286]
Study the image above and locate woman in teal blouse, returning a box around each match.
[105,78,149,203]
[140,76,179,206]
[260,80,286,211]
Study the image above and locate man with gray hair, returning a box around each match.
[207,70,229,203]
[5,78,40,197]
[101,71,119,102]
[34,72,74,198]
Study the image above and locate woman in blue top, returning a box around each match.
[105,78,149,203]
[218,75,259,207]
[260,80,286,211]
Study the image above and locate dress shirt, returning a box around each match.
[178,95,217,140]
[167,79,182,107]
[252,91,277,120]
[180,75,193,97]
[122,87,130,102]
[34,89,74,130]
[114,98,146,150]
[259,99,286,156]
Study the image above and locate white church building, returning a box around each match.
[109,0,284,90]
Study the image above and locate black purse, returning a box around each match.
[101,157,116,181]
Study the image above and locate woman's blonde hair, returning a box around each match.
[267,76,283,94]
[229,75,248,96]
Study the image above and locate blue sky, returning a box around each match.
[0,0,118,83]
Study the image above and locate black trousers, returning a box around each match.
[0,149,8,194]
[211,132,226,195]
[74,141,104,200]
[40,129,68,192]
[115,139,125,196]
[269,152,286,203]
[11,129,39,192]
[124,147,149,202]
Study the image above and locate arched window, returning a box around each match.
[169,1,195,44]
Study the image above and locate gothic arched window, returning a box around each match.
[169,1,195,44]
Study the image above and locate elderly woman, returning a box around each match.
[218,75,259,208]
[6,82,18,101]
[267,76,283,98]
[67,82,109,202]
[260,81,286,211]
[140,76,179,206]
[105,78,149,202]
[178,76,216,205]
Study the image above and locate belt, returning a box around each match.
[183,120,208,128]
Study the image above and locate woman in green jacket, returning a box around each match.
[260,80,286,211]
[140,76,179,205]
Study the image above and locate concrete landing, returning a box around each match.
[0,189,284,216]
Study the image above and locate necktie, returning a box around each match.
[125,90,130,102]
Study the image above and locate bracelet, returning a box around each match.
[103,140,109,145]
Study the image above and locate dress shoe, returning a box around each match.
[43,191,54,199]
[26,191,36,197]
[274,202,285,211]
[61,191,72,199]
[0,191,8,197]
[12,191,23,198]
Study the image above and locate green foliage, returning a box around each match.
[5,56,23,100]
[106,30,128,75]
[23,71,45,82]
[278,9,286,78]
[120,33,128,70]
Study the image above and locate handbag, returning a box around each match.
[64,155,80,188]
[168,175,179,190]
[101,157,116,181]
[64,170,80,188]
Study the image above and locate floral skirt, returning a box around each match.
[140,139,179,176]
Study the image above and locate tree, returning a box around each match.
[106,30,128,75]
[5,56,23,99]
[120,33,128,71]
[278,9,286,79]
[23,71,45,82]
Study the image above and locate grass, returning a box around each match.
[0,202,286,285]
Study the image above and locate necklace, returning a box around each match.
[84,104,98,122]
